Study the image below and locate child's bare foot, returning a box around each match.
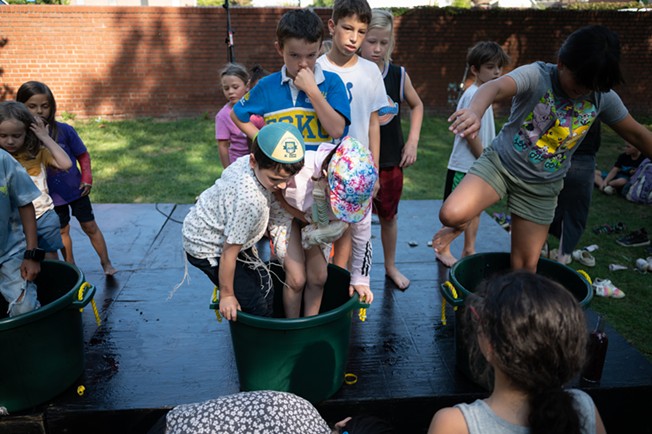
[432,226,461,267]
[385,266,410,290]
[435,248,458,268]
[103,262,117,276]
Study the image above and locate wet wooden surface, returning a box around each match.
[2,201,651,434]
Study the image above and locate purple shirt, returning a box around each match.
[46,122,88,206]
[216,103,250,164]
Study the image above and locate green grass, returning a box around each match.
[71,115,651,361]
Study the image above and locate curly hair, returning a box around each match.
[464,271,588,434]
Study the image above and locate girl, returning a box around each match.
[17,81,117,276]
[269,136,377,318]
[434,25,652,272]
[216,63,256,169]
[359,9,423,290]
[0,101,71,260]
[428,271,606,434]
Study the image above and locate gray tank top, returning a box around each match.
[456,389,596,434]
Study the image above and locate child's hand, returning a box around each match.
[79,183,92,197]
[293,68,317,94]
[219,294,241,321]
[21,259,40,282]
[30,117,50,142]
[349,284,374,304]
[448,108,481,139]
[400,141,418,168]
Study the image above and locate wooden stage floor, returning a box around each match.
[2,201,651,434]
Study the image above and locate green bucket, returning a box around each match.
[210,263,369,403]
[0,260,95,413]
[439,252,593,387]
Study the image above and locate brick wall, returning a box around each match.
[1,6,650,118]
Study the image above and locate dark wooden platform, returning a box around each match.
[2,201,651,434]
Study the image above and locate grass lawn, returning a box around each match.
[72,115,651,361]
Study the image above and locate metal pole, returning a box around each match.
[224,0,235,62]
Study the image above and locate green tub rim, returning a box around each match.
[0,260,95,331]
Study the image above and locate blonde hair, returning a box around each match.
[368,9,394,63]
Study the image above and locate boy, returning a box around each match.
[231,8,350,151]
[434,25,652,273]
[0,150,43,317]
[436,41,510,267]
[317,0,386,296]
[182,123,305,321]
[595,141,643,195]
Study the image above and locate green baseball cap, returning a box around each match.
[255,123,305,164]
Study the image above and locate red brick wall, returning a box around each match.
[1,6,649,118]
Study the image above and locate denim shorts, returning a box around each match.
[0,255,40,317]
[37,209,64,252]
[468,147,564,225]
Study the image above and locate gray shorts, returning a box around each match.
[469,147,563,225]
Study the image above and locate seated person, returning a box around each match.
[595,142,643,195]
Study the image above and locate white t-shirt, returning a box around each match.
[317,55,387,149]
[182,156,271,259]
[447,84,496,173]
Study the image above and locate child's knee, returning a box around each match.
[284,270,306,293]
[439,202,466,228]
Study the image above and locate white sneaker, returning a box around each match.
[603,185,615,195]
[592,278,625,298]
[635,258,650,272]
[572,250,596,267]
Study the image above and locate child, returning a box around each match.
[317,0,387,295]
[16,81,118,276]
[216,63,253,168]
[231,8,351,152]
[433,25,652,272]
[182,122,305,322]
[436,41,510,267]
[594,141,643,195]
[0,101,71,261]
[0,106,45,317]
[359,9,424,289]
[269,136,377,318]
[428,271,606,434]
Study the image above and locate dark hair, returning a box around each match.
[16,81,59,141]
[0,101,42,159]
[276,9,324,48]
[342,414,395,434]
[249,64,270,88]
[332,0,372,25]
[219,62,250,85]
[558,25,624,92]
[464,271,587,434]
[251,137,304,176]
[466,41,510,70]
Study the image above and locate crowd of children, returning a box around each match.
[2,3,650,431]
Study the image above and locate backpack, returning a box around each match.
[625,157,652,204]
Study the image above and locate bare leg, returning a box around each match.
[462,215,481,257]
[332,226,352,270]
[80,220,117,276]
[510,214,550,272]
[282,220,306,319]
[433,174,500,263]
[60,224,75,264]
[303,246,328,317]
[380,215,410,289]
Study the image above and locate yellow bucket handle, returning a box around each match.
[440,281,459,326]
[212,286,223,323]
[77,282,101,326]
[577,269,592,285]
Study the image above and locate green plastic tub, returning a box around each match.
[439,252,593,388]
[0,260,95,413]
[210,263,369,403]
